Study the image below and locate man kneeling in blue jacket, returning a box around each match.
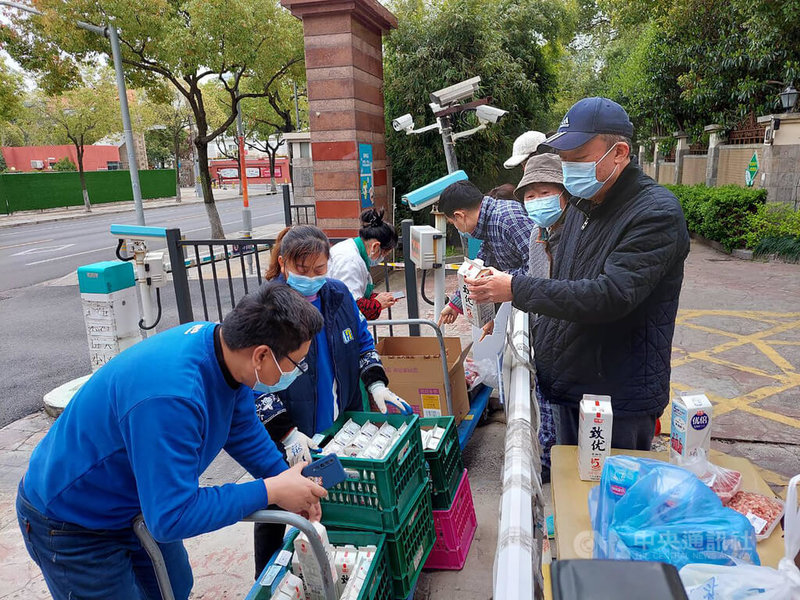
[16,282,327,600]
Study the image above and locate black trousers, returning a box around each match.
[253,506,287,580]
[555,403,659,451]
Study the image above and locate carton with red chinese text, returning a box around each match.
[457,257,495,329]
[578,394,613,481]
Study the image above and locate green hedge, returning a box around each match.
[746,202,800,261]
[0,169,176,214]
[665,184,767,251]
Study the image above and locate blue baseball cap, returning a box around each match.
[544,97,634,151]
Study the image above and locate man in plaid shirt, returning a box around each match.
[438,180,535,326]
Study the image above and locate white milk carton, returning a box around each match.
[578,394,613,481]
[457,258,496,328]
[670,392,712,461]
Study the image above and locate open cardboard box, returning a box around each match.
[376,336,471,425]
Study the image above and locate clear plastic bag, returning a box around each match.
[680,474,800,599]
[676,449,743,505]
[590,455,760,570]
[463,356,498,391]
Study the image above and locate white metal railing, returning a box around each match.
[493,309,545,600]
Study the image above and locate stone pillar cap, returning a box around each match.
[704,124,724,132]
[757,112,800,124]
[281,0,398,31]
[673,130,689,138]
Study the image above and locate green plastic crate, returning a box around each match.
[245,529,392,600]
[419,416,464,510]
[314,412,427,532]
[384,483,435,598]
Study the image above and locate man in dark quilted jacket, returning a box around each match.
[467,98,690,450]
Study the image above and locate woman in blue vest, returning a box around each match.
[253,224,410,575]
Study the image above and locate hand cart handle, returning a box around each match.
[133,511,336,600]
[367,318,453,417]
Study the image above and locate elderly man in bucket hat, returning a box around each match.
[467,97,690,451]
[515,152,570,481]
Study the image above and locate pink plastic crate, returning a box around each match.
[424,469,477,570]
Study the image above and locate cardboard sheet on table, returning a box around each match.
[550,445,785,569]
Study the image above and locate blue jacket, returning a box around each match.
[255,278,387,436]
[23,322,286,542]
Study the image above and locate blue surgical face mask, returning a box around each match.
[253,350,301,394]
[369,249,384,267]
[561,143,620,199]
[286,272,326,297]
[524,194,564,228]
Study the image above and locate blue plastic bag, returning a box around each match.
[589,456,759,570]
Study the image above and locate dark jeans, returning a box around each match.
[555,404,659,451]
[253,506,285,579]
[16,481,193,600]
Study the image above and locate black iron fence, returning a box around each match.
[282,184,316,226]
[165,227,400,328]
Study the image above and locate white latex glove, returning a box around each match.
[282,428,319,467]
[368,382,413,415]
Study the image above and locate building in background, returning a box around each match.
[0,145,121,172]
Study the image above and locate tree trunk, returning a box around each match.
[174,135,182,203]
[268,150,277,193]
[76,146,91,212]
[196,140,224,238]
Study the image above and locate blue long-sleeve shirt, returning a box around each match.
[23,322,287,543]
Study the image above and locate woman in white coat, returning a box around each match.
[328,208,399,320]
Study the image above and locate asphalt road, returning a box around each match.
[0,194,285,292]
[0,194,285,427]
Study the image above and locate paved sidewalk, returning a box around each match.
[0,187,279,229]
[1,240,798,599]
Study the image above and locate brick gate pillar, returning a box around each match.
[281,0,397,237]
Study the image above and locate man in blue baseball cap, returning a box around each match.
[466,97,690,451]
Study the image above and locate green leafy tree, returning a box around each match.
[42,78,119,211]
[0,62,24,123]
[146,88,192,201]
[3,0,305,238]
[0,151,7,173]
[52,156,78,171]
[383,0,575,203]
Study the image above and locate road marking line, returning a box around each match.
[0,238,53,251]
[25,245,117,266]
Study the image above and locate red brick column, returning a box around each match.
[281,0,397,237]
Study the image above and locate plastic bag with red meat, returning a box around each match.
[675,449,742,505]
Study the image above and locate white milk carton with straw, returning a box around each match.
[457,257,495,328]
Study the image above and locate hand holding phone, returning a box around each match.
[301,454,347,489]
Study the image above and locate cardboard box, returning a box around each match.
[376,336,471,424]
[578,394,613,481]
[457,258,495,328]
[670,392,712,461]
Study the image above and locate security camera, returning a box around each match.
[475,105,508,124]
[430,76,482,106]
[392,114,414,132]
[402,170,469,211]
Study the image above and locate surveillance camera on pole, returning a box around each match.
[430,76,482,106]
[476,105,508,124]
[389,75,510,321]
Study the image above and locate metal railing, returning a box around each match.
[166,228,396,326]
[494,309,543,600]
[133,511,336,600]
[282,184,317,226]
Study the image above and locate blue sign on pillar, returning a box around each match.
[359,143,374,208]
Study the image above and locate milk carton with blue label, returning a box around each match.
[670,392,712,462]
